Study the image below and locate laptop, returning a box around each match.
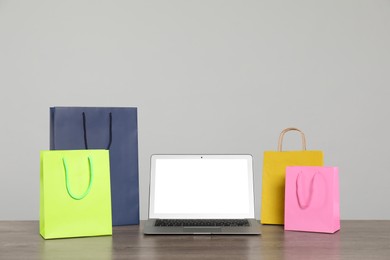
[143,154,261,235]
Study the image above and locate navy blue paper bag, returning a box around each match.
[50,107,140,226]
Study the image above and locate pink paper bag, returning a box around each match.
[284,166,340,233]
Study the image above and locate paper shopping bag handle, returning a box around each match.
[278,127,307,151]
[82,112,112,150]
[62,156,94,200]
[296,172,319,209]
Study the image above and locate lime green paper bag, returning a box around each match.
[40,150,112,239]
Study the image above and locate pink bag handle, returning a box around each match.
[278,127,307,151]
[296,172,319,209]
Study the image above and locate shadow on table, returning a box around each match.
[282,230,340,260]
[40,235,112,259]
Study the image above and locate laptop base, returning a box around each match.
[143,219,261,235]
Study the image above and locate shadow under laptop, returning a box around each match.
[142,234,260,259]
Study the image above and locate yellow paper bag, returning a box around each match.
[261,128,323,225]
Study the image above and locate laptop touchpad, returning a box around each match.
[183,227,222,233]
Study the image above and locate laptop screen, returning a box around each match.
[149,155,255,219]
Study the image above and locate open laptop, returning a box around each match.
[143,155,261,235]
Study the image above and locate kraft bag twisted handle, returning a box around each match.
[62,156,94,200]
[278,127,307,151]
[296,172,319,209]
[82,112,112,150]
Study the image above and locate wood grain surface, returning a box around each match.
[0,221,389,260]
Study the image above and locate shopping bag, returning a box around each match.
[261,128,323,224]
[40,150,112,239]
[284,166,340,233]
[50,107,139,226]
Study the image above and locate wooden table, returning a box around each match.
[1,221,389,259]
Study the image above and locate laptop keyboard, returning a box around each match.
[155,219,250,227]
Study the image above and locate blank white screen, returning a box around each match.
[151,158,253,219]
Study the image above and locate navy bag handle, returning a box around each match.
[82,112,113,150]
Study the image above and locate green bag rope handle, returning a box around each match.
[62,156,94,200]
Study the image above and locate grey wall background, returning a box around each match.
[1,0,389,220]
